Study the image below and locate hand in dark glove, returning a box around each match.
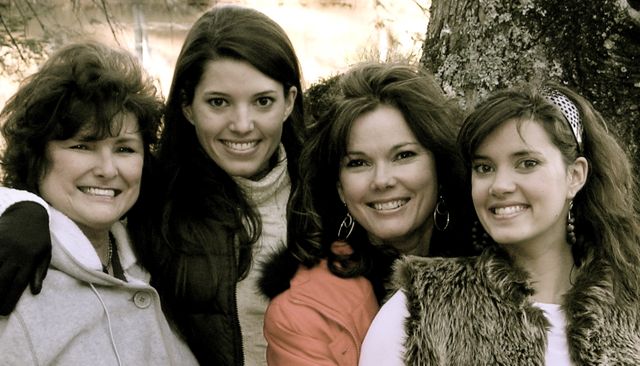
[0,201,51,315]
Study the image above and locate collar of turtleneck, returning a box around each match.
[233,144,290,206]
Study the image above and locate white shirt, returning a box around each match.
[359,292,574,366]
[535,302,574,366]
[359,290,407,365]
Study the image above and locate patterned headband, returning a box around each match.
[542,88,584,153]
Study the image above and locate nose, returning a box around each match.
[229,105,254,134]
[370,163,396,190]
[488,168,515,197]
[93,149,118,179]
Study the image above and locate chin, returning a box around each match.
[375,230,408,243]
[490,234,524,245]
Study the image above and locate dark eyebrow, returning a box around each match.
[115,135,143,143]
[202,91,230,97]
[346,142,420,156]
[202,89,279,97]
[473,149,541,160]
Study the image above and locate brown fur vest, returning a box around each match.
[395,247,640,365]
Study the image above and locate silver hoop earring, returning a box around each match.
[337,212,355,241]
[433,195,450,231]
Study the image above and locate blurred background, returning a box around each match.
[3,1,636,165]
[0,0,430,107]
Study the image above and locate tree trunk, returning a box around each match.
[421,0,640,165]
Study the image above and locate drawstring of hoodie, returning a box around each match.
[90,283,123,366]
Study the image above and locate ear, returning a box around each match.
[336,181,345,205]
[182,104,195,126]
[567,156,588,199]
[282,86,298,122]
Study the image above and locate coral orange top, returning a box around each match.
[263,259,379,366]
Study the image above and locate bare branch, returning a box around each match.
[99,0,120,45]
[12,0,28,34]
[0,12,27,64]
[23,0,46,33]
[412,0,429,13]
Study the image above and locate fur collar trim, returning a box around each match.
[395,247,640,365]
[257,246,300,300]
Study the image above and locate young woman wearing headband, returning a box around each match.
[359,82,640,365]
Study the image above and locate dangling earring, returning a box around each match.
[433,194,450,231]
[567,200,576,245]
[332,211,355,257]
[471,220,489,250]
[337,212,354,241]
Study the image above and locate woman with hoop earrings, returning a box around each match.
[260,62,477,366]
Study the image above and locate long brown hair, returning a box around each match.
[290,62,475,300]
[458,82,640,301]
[154,5,305,278]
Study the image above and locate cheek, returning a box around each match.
[39,156,72,190]
[192,118,216,139]
[38,173,57,204]
[471,176,486,199]
[410,167,437,192]
[405,162,437,196]
[191,107,224,134]
[260,112,286,138]
[412,173,438,218]
[470,179,489,217]
[337,173,366,206]
[264,120,284,149]
[121,157,144,186]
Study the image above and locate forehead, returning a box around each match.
[347,105,417,148]
[197,58,282,94]
[475,118,557,156]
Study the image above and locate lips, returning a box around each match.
[369,199,409,211]
[490,204,528,216]
[221,140,259,151]
[79,187,119,197]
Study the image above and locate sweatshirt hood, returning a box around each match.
[49,207,140,286]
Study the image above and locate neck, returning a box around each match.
[79,225,112,265]
[505,240,574,304]
[372,222,433,257]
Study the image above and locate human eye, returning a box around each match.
[69,144,89,150]
[517,159,539,169]
[395,150,417,161]
[67,138,93,150]
[472,161,493,174]
[115,137,144,154]
[256,96,275,107]
[208,97,228,108]
[116,146,137,154]
[343,158,369,168]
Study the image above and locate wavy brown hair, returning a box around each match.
[0,41,162,197]
[289,62,475,300]
[458,82,640,301]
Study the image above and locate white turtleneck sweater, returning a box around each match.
[233,144,291,366]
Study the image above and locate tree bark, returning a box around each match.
[421,0,640,165]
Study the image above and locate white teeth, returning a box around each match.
[223,141,258,151]
[493,205,526,215]
[81,187,115,197]
[372,200,407,211]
